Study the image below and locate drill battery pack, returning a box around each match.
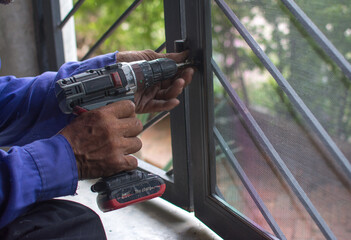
[91,170,166,212]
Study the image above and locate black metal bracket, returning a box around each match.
[174,39,188,53]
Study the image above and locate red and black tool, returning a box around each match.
[91,170,166,212]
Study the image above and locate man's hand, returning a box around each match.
[117,50,195,113]
[60,100,142,180]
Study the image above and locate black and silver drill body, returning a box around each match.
[55,58,183,114]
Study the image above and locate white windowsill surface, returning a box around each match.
[60,180,222,240]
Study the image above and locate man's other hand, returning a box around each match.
[116,50,195,113]
[60,100,142,180]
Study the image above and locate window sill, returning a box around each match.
[60,180,222,240]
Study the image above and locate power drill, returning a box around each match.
[55,58,190,212]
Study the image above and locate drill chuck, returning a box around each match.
[132,58,178,89]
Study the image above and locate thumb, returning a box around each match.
[101,100,136,118]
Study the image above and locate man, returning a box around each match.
[0,41,193,239]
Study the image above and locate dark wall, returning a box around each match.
[0,1,39,77]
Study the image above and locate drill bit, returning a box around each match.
[176,60,193,69]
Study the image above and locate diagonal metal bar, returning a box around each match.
[212,59,336,240]
[214,127,287,240]
[215,0,351,182]
[142,111,170,133]
[58,0,86,29]
[81,0,143,60]
[155,42,166,53]
[280,0,351,81]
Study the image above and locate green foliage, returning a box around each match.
[73,0,165,58]
[73,0,165,123]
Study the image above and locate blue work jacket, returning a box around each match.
[0,52,117,228]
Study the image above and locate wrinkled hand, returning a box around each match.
[60,101,142,180]
[117,50,194,113]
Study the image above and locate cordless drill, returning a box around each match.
[55,58,190,212]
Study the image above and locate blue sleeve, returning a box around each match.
[0,135,77,228]
[0,52,117,146]
[0,52,117,228]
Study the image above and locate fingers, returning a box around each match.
[116,49,189,63]
[60,98,144,180]
[160,67,194,89]
[162,50,189,63]
[157,78,185,100]
[116,50,159,62]
[122,155,138,171]
[157,68,194,100]
[145,99,180,113]
[118,118,143,137]
[102,100,136,118]
[181,67,195,86]
[121,137,142,154]
[134,66,194,113]
[101,155,138,177]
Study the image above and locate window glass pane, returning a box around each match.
[138,114,173,171]
[214,75,325,240]
[294,0,351,62]
[215,135,274,236]
[215,0,351,160]
[74,0,165,58]
[212,1,351,239]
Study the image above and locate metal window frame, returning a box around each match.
[183,0,277,239]
[152,0,193,210]
[32,0,65,72]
